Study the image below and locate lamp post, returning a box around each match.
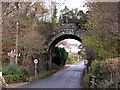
[15,22,19,65]
[14,2,19,65]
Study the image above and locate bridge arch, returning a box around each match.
[48,34,82,70]
[46,24,84,70]
[48,34,82,52]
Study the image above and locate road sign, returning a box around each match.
[34,59,38,77]
[84,59,88,65]
[34,59,38,64]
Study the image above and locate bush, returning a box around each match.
[20,68,30,82]
[19,74,29,82]
[3,63,30,83]
[82,73,90,88]
[66,57,72,64]
[3,74,29,84]
[52,47,68,66]
[90,60,100,75]
[2,63,21,75]
[12,75,20,83]
[52,63,60,70]
[90,60,109,83]
[89,58,120,88]
[4,75,13,84]
[98,76,120,88]
[4,75,20,84]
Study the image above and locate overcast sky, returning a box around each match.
[43,0,88,12]
[60,0,88,12]
[57,39,81,53]
[43,0,88,21]
[65,39,81,46]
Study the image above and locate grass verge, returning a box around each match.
[36,71,54,79]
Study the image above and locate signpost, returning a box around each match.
[84,59,88,75]
[34,59,38,77]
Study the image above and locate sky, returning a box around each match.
[65,39,81,46]
[43,0,88,12]
[59,0,88,12]
[57,39,81,53]
[42,0,89,22]
[65,39,81,53]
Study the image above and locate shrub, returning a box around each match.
[3,63,30,83]
[12,75,20,83]
[66,57,72,64]
[52,63,60,70]
[90,60,100,75]
[2,63,21,75]
[98,76,120,88]
[19,74,29,82]
[20,68,30,82]
[91,60,110,83]
[4,75,13,84]
[4,74,29,84]
[89,58,120,88]
[3,75,20,84]
[52,47,68,66]
[82,73,90,88]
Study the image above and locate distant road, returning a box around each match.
[18,60,86,88]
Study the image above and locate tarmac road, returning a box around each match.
[18,60,86,88]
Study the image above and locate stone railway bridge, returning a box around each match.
[44,24,85,70]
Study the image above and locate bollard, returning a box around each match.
[35,63,37,77]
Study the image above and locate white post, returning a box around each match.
[15,22,19,65]
[34,59,38,77]
[84,59,88,74]
[35,63,37,77]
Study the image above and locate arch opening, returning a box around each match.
[48,34,82,52]
[48,34,86,70]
